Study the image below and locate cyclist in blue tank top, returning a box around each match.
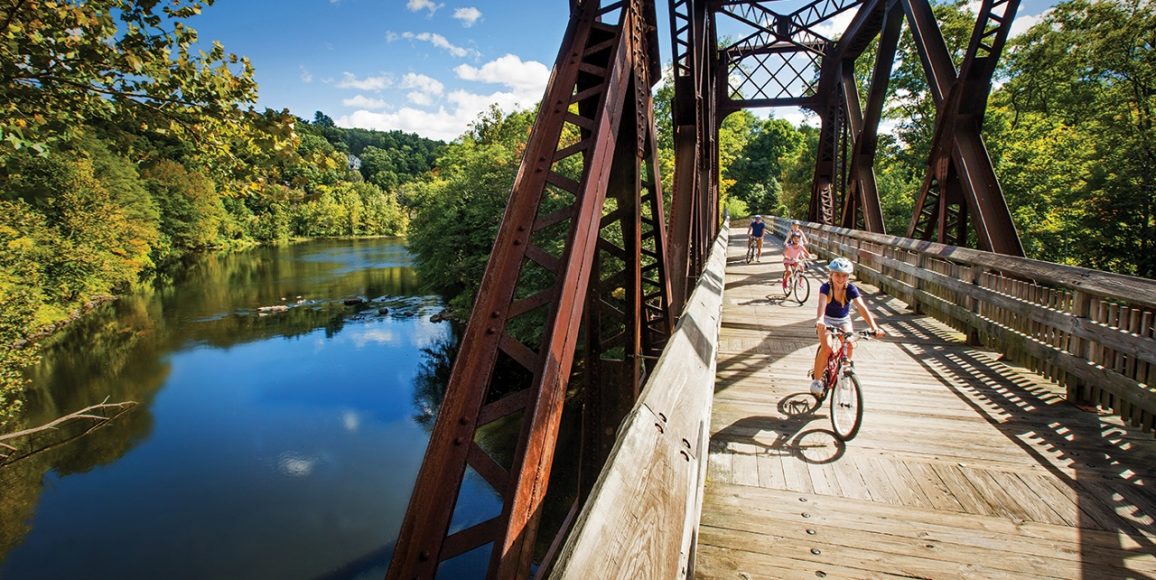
[747,215,767,262]
[809,257,885,397]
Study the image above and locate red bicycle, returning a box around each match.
[782,260,810,304]
[814,329,875,441]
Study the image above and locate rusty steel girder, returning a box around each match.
[903,0,1025,255]
[386,1,673,578]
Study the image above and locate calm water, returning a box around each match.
[0,238,501,579]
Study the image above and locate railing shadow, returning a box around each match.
[712,253,1156,575]
[883,300,1156,577]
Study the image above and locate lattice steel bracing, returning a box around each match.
[386,1,673,577]
[706,0,1022,250]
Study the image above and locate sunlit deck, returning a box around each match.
[696,234,1156,579]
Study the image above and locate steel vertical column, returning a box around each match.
[579,26,650,500]
[667,0,708,314]
[808,31,841,226]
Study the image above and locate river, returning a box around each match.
[0,238,500,579]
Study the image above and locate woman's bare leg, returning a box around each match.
[813,326,830,378]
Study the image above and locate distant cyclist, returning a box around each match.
[746,215,767,262]
[810,257,885,397]
[781,231,813,291]
[788,220,808,246]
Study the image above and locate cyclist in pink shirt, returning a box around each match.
[781,231,813,291]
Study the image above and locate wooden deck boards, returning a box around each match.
[696,236,1156,579]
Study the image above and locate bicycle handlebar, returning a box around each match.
[825,329,878,341]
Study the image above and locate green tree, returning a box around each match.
[408,107,537,313]
[143,160,227,254]
[726,117,804,214]
[0,0,258,160]
[3,138,159,304]
[780,124,820,219]
[886,0,977,169]
[995,0,1155,276]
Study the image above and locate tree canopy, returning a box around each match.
[0,1,445,428]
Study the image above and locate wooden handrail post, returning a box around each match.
[1069,290,1093,405]
[966,265,983,345]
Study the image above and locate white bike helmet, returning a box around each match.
[828,257,854,274]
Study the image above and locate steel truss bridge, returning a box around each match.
[384,1,1156,578]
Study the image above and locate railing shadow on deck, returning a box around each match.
[902,330,1154,575]
[712,244,1156,575]
[869,291,1156,576]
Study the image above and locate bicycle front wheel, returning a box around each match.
[830,371,864,441]
[794,272,811,304]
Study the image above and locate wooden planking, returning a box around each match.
[701,485,1156,579]
[697,231,1156,579]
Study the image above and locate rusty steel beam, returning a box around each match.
[839,2,901,233]
[808,86,840,226]
[387,2,659,577]
[667,0,709,315]
[640,105,675,357]
[903,0,1024,255]
[580,121,642,502]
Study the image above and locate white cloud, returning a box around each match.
[350,327,397,348]
[336,57,548,142]
[401,72,445,95]
[401,73,444,105]
[342,411,361,432]
[812,9,856,41]
[453,7,483,27]
[337,87,539,142]
[339,107,474,141]
[1009,9,1050,38]
[277,453,316,478]
[400,31,480,58]
[299,66,313,83]
[342,94,390,109]
[386,31,399,42]
[407,0,443,15]
[455,54,550,101]
[408,92,435,106]
[446,88,531,112]
[336,72,392,91]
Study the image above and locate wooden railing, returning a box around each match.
[550,221,728,579]
[771,217,1156,436]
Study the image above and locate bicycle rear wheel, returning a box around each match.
[830,371,864,441]
[794,271,811,304]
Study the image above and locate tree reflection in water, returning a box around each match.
[0,238,441,572]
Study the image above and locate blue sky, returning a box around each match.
[191,1,572,141]
[188,0,1060,142]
